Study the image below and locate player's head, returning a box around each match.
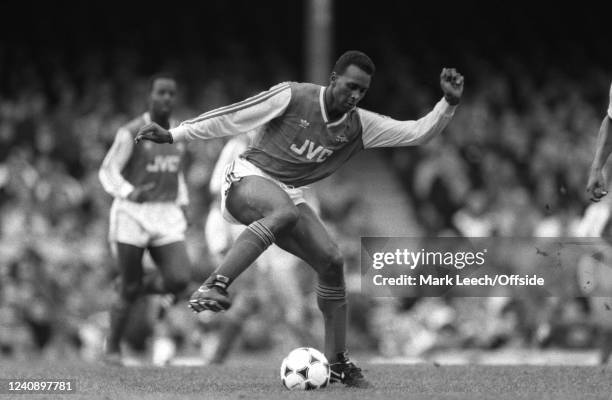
[329,51,375,113]
[148,73,177,118]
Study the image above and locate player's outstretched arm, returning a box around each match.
[361,68,464,148]
[136,83,292,145]
[587,112,612,202]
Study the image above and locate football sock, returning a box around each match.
[315,282,347,363]
[209,220,275,285]
[107,300,132,354]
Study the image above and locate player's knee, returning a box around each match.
[121,282,142,302]
[272,205,299,231]
[164,275,189,296]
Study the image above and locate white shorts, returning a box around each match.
[220,157,306,224]
[109,199,187,248]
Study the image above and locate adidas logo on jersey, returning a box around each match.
[335,134,348,143]
[298,119,310,128]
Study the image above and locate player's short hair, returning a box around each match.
[333,51,376,76]
[149,72,177,91]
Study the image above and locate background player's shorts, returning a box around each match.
[109,199,187,248]
[205,201,244,265]
[220,157,306,224]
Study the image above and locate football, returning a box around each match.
[279,347,330,390]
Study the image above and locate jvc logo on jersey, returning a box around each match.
[146,155,180,172]
[290,139,333,162]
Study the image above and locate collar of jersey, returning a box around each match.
[320,87,349,128]
[143,111,177,128]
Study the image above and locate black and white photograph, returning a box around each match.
[1,1,611,398]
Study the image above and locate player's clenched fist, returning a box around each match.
[440,68,464,106]
[135,122,174,144]
[126,182,156,203]
[587,168,608,202]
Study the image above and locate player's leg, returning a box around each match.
[274,204,346,359]
[149,241,193,299]
[140,270,167,295]
[147,241,195,366]
[189,176,299,312]
[275,203,371,388]
[107,243,146,358]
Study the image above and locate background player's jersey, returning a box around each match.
[170,81,456,187]
[99,112,188,203]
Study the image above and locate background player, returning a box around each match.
[587,82,612,202]
[136,51,464,387]
[583,81,612,364]
[98,74,193,365]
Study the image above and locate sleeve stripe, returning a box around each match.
[181,84,290,126]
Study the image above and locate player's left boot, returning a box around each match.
[329,351,372,388]
[101,349,124,366]
[188,275,232,313]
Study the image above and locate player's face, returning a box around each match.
[330,65,371,113]
[150,78,177,117]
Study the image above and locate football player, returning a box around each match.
[99,74,193,365]
[136,51,464,386]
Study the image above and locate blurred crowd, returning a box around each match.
[1,41,612,364]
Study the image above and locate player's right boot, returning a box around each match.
[329,352,372,388]
[102,340,124,366]
[188,275,232,313]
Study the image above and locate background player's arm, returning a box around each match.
[587,85,612,201]
[360,68,463,148]
[576,201,611,237]
[176,171,189,206]
[136,84,291,144]
[98,128,135,198]
[176,171,191,223]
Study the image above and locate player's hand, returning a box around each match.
[440,68,464,105]
[135,122,173,144]
[127,182,156,203]
[586,168,608,202]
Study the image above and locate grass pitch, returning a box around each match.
[1,357,611,400]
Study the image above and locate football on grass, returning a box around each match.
[280,347,330,390]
